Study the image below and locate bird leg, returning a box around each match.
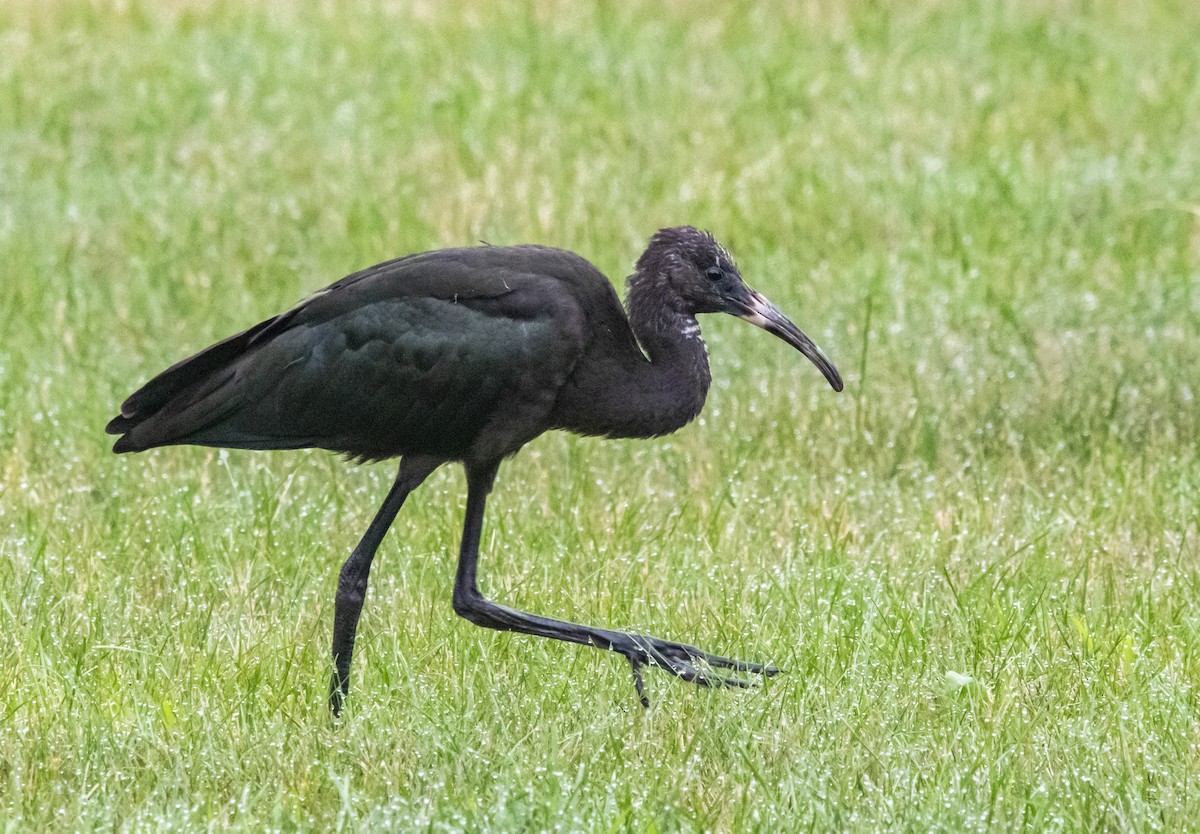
[329,455,439,716]
[454,464,779,707]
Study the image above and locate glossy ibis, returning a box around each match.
[107,226,843,713]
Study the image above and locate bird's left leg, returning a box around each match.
[452,462,778,707]
[329,455,440,715]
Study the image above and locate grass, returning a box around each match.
[2,0,1199,829]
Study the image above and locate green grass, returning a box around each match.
[2,0,1199,829]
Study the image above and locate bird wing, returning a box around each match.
[110,249,590,460]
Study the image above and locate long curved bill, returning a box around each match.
[734,290,844,391]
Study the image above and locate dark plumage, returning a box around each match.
[108,226,842,712]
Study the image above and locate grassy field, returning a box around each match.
[2,0,1199,830]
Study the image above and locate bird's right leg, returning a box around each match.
[452,463,778,707]
[329,455,440,716]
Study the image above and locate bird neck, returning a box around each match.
[616,272,712,436]
[548,269,712,440]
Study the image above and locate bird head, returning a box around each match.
[637,226,844,392]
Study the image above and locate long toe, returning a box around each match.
[628,634,777,690]
[697,652,780,677]
[646,636,781,677]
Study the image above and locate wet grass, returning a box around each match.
[2,0,1199,830]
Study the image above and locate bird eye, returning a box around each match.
[705,266,723,281]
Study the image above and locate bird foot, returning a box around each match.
[622,633,779,707]
[329,676,349,717]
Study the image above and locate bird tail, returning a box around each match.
[106,313,289,453]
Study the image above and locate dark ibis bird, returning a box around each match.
[107,226,842,713]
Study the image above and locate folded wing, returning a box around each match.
[107,249,589,461]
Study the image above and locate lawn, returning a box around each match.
[2,0,1198,830]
